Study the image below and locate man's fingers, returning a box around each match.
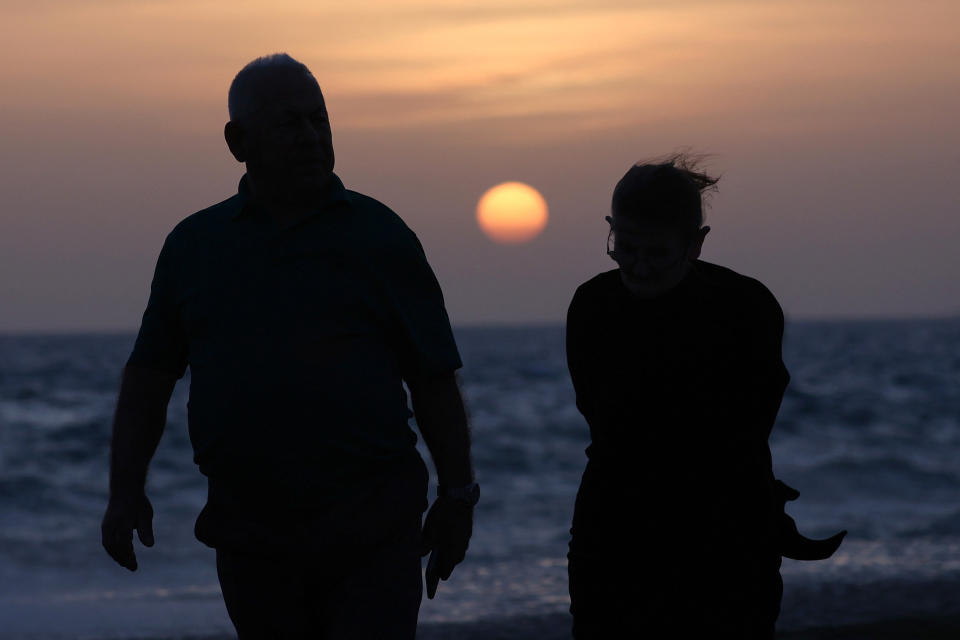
[102,497,152,570]
[425,552,440,599]
[432,547,451,582]
[424,544,464,599]
[438,557,454,581]
[118,549,138,571]
[420,516,438,557]
[433,543,468,581]
[103,529,138,571]
[782,525,848,561]
[136,525,155,547]
[136,506,155,547]
[420,497,473,586]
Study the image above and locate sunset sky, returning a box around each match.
[1,0,958,331]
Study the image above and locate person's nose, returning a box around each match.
[629,258,652,279]
[290,115,326,146]
[300,118,323,144]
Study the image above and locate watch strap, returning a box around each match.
[437,482,480,507]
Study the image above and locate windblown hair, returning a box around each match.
[611,151,720,234]
[228,53,316,122]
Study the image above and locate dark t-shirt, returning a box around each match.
[566,262,789,566]
[128,174,461,550]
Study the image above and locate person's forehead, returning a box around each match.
[253,70,325,113]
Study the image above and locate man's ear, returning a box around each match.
[688,225,710,260]
[224,121,246,163]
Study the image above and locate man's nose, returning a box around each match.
[629,259,652,278]
[303,121,323,143]
[293,116,326,144]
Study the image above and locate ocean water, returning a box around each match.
[0,320,959,638]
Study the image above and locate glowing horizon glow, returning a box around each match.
[1,1,958,330]
[476,182,549,244]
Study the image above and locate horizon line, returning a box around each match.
[1,313,958,337]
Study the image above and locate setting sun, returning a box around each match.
[476,182,549,244]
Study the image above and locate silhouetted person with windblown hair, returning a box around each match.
[101,53,478,638]
[565,154,844,638]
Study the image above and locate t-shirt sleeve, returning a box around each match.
[734,279,790,513]
[747,281,790,438]
[382,229,462,379]
[565,283,597,424]
[126,231,189,378]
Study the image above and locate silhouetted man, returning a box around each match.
[565,155,843,638]
[101,53,478,639]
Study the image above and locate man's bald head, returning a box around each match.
[224,53,335,206]
[228,53,320,124]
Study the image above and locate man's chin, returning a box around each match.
[620,273,676,299]
[298,160,332,174]
[287,170,332,196]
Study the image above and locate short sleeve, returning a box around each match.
[728,279,789,488]
[382,230,462,379]
[736,280,791,519]
[749,282,790,425]
[127,232,188,378]
[565,284,597,423]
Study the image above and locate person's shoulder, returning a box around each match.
[695,260,783,319]
[572,269,621,305]
[345,188,423,254]
[346,189,409,229]
[567,270,619,336]
[166,193,243,245]
[578,269,621,291]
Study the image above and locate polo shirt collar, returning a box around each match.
[233,172,349,220]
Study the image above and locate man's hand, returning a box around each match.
[101,493,155,571]
[775,479,846,561]
[420,496,474,599]
[407,372,476,598]
[102,366,175,571]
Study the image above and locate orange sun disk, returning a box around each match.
[476,182,549,244]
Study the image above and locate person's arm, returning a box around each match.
[565,284,597,425]
[101,231,185,570]
[101,365,177,571]
[749,284,846,559]
[409,372,473,487]
[407,372,475,598]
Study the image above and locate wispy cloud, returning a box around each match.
[2,0,957,139]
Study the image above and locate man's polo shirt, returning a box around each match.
[128,174,462,542]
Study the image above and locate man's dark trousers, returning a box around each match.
[216,516,423,639]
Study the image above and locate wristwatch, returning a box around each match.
[438,482,480,507]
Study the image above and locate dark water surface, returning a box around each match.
[1,320,958,638]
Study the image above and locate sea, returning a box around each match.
[1,320,959,639]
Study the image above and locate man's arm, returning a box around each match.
[748,283,847,559]
[408,372,473,488]
[101,365,177,571]
[407,372,475,598]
